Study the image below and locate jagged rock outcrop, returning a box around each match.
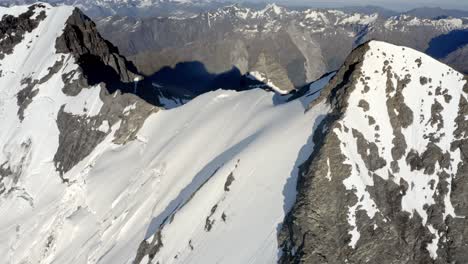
[55,8,140,89]
[53,10,159,176]
[279,41,468,263]
[53,91,157,177]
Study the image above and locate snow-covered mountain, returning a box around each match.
[0,3,467,264]
[279,41,468,264]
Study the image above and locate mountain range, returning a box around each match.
[0,3,467,264]
[95,3,468,92]
[0,0,227,17]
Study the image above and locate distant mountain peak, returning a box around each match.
[405,6,468,19]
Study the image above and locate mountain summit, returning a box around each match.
[280,41,468,264]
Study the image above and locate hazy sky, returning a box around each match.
[243,0,468,11]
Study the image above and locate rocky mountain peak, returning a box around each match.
[56,7,141,90]
[0,3,156,180]
[260,3,286,17]
[279,40,468,263]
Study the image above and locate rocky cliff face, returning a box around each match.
[53,8,156,177]
[279,41,468,264]
[55,8,140,89]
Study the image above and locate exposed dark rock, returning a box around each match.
[134,230,163,264]
[221,212,227,222]
[368,116,376,125]
[48,9,159,176]
[112,96,158,145]
[443,94,452,103]
[0,162,13,194]
[61,69,88,96]
[53,89,157,177]
[55,9,139,86]
[279,44,467,264]
[447,87,468,261]
[53,7,170,107]
[415,58,422,68]
[0,4,46,59]
[0,162,13,178]
[189,240,194,250]
[279,42,370,263]
[383,67,412,167]
[428,99,444,131]
[16,77,39,121]
[53,106,107,180]
[363,176,435,264]
[308,42,371,111]
[357,99,369,112]
[352,128,387,171]
[224,172,235,192]
[205,204,218,232]
[420,76,428,85]
[406,143,448,175]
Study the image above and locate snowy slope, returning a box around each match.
[0,55,331,263]
[0,4,110,262]
[0,3,94,262]
[81,87,329,264]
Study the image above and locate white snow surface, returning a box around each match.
[0,3,110,264]
[129,89,329,263]
[1,81,330,263]
[334,41,467,254]
[0,4,30,17]
[0,4,333,264]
